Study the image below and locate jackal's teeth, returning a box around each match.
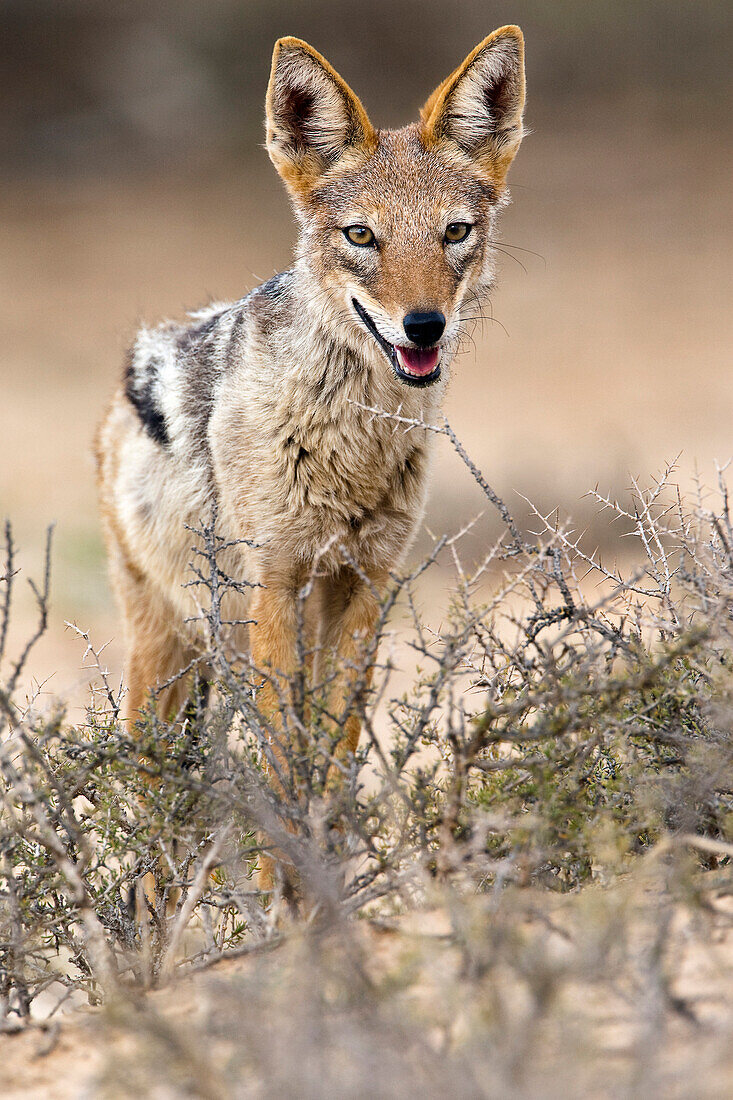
[394,345,441,378]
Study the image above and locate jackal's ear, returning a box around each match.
[266,37,377,195]
[420,26,525,183]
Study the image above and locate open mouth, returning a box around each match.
[352,298,441,387]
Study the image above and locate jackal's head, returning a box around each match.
[266,28,525,388]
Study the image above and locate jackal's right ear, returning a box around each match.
[266,38,377,196]
[421,26,525,184]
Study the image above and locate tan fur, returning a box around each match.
[97,31,526,883]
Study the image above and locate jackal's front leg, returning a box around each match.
[249,574,313,895]
[249,569,382,893]
[319,570,385,789]
[249,579,304,794]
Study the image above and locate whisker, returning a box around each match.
[486,244,528,275]
[494,240,547,265]
[459,291,509,339]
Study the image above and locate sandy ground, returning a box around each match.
[2,886,733,1099]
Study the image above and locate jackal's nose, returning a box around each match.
[403,311,445,347]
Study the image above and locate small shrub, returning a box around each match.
[1,442,732,1094]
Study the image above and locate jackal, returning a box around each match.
[96,28,526,767]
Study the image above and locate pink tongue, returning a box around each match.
[395,346,440,376]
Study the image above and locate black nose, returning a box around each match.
[403,311,445,347]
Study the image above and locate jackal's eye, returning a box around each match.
[344,225,375,247]
[444,222,472,244]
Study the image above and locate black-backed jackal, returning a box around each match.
[96,27,526,852]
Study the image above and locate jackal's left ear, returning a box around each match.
[266,37,377,196]
[421,26,525,183]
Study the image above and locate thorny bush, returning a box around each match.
[1,422,733,1035]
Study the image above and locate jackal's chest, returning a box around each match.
[223,401,427,571]
[209,366,434,573]
[277,421,428,560]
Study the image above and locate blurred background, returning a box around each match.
[2,0,731,708]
